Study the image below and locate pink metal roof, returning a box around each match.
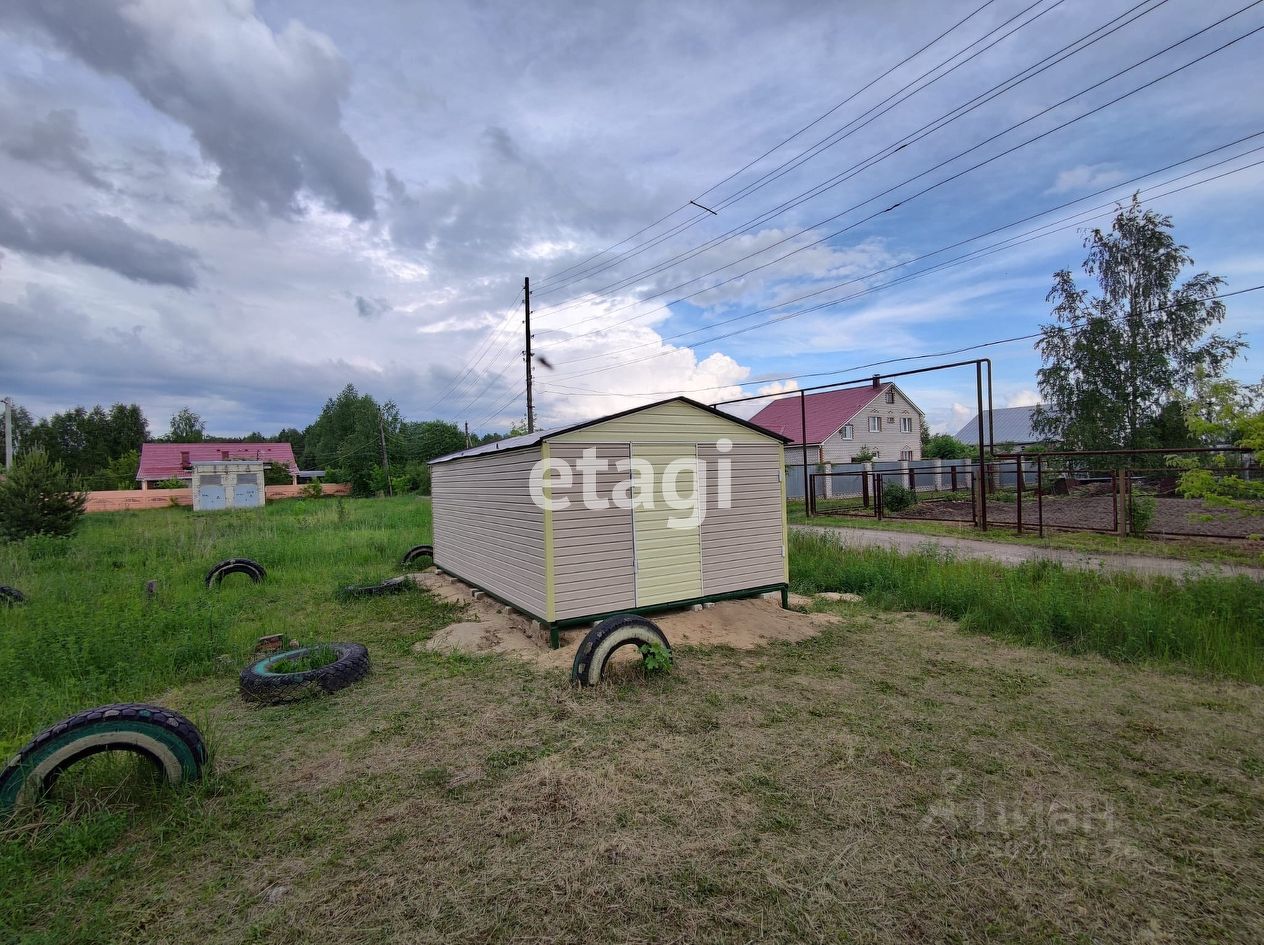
[748,384,890,445]
[136,442,298,481]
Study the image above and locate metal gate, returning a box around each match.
[197,484,226,510]
[233,478,261,508]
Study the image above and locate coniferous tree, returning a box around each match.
[0,449,87,541]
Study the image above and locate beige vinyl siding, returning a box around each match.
[698,443,785,594]
[431,447,547,618]
[548,443,636,620]
[632,442,702,606]
[551,399,777,446]
[819,385,923,463]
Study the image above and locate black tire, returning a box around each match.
[401,544,434,567]
[239,642,370,704]
[205,558,266,587]
[571,615,671,687]
[0,703,207,814]
[341,576,410,598]
[0,585,25,606]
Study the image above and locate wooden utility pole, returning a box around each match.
[378,410,393,496]
[524,276,535,433]
[464,421,470,449]
[2,397,12,470]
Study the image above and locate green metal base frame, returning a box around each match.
[433,564,789,650]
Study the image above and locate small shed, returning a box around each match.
[429,398,791,646]
[191,461,266,511]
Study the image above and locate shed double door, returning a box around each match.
[632,443,702,606]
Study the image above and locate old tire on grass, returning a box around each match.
[0,703,207,814]
[401,544,434,567]
[205,558,266,587]
[341,576,410,598]
[0,586,25,606]
[239,642,370,705]
[571,614,671,687]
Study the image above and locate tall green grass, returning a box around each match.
[791,531,1264,683]
[0,497,432,748]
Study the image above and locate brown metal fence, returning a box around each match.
[806,449,1259,541]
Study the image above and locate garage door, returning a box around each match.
[198,484,226,510]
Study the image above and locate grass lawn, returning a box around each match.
[2,497,1263,943]
[788,504,1264,569]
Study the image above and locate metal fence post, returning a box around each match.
[1016,457,1023,534]
[1036,454,1044,538]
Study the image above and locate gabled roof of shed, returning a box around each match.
[430,396,791,464]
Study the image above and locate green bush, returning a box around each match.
[300,480,324,499]
[155,478,186,489]
[1130,495,1157,537]
[0,449,87,541]
[264,462,293,486]
[881,482,917,513]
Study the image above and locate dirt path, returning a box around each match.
[792,523,1264,581]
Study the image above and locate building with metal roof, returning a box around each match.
[429,397,791,647]
[953,405,1051,449]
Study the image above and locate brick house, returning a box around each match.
[748,383,925,464]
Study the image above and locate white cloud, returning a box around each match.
[1048,164,1127,195]
[1006,389,1041,407]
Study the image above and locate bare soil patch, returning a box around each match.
[412,571,837,671]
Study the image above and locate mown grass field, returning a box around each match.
[2,497,1263,943]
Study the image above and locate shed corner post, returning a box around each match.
[550,622,559,650]
[780,585,789,610]
[541,442,557,628]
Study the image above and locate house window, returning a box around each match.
[900,417,913,433]
[900,449,913,461]
[885,389,895,404]
[868,416,882,433]
[842,424,853,440]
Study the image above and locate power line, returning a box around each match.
[536,286,1264,402]
[448,345,524,421]
[543,152,1264,383]
[533,0,1005,290]
[543,135,1264,369]
[416,287,524,416]
[533,10,1264,348]
[534,0,1069,298]
[532,0,1170,311]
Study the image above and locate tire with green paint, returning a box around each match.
[0,585,25,606]
[571,615,671,687]
[205,558,266,587]
[0,703,207,814]
[401,544,434,567]
[239,642,370,705]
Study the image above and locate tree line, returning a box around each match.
[1,386,513,495]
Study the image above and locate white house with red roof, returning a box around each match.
[749,382,924,464]
[135,442,300,489]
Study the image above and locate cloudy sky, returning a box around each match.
[2,0,1262,438]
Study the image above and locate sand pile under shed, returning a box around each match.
[408,571,843,670]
